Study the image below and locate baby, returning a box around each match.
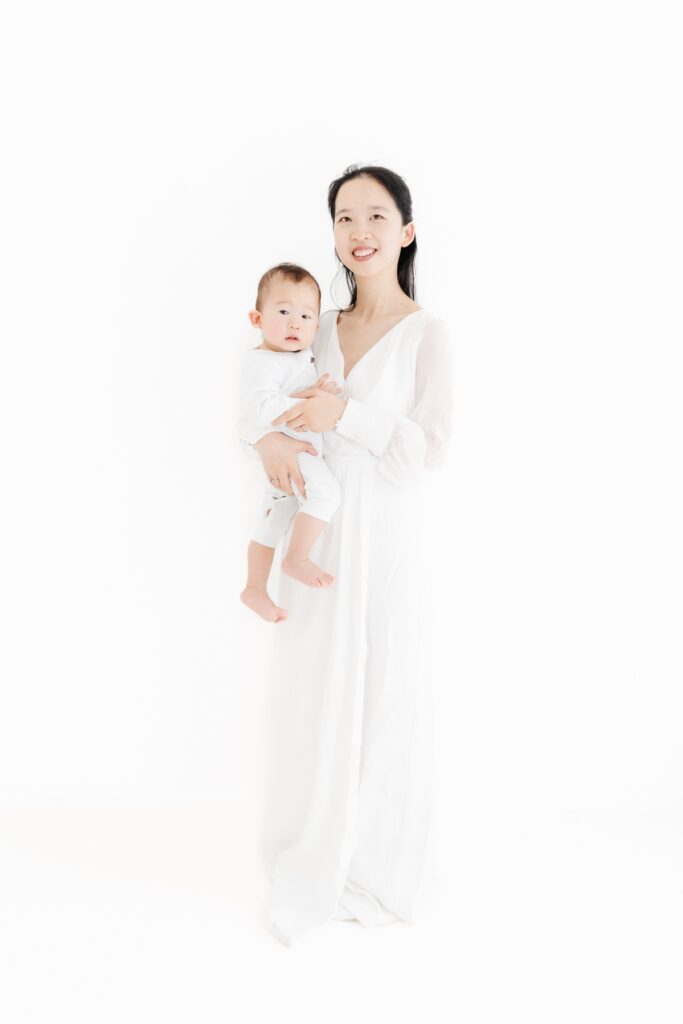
[238,262,343,623]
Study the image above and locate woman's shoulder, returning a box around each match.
[413,310,452,363]
[407,307,449,340]
[403,310,452,366]
[315,308,341,341]
[413,307,448,329]
[410,304,443,320]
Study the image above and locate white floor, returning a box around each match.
[0,803,680,1024]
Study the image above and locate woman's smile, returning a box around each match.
[352,247,377,261]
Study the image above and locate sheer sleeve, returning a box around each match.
[333,316,454,486]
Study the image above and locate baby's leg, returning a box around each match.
[240,535,288,622]
[281,512,334,589]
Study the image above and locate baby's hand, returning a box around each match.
[315,372,343,394]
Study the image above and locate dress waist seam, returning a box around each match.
[323,454,376,462]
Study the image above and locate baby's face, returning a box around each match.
[252,280,320,353]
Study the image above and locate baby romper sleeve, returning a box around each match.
[236,351,306,458]
[333,316,454,487]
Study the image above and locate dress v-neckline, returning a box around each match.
[333,309,424,382]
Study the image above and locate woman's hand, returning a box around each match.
[314,372,343,394]
[271,387,348,433]
[253,431,319,498]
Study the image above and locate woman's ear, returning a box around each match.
[401,222,416,247]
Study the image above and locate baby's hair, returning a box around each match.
[255,262,321,313]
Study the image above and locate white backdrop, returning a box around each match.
[1,0,681,1019]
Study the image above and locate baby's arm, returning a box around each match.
[239,353,308,431]
[244,372,342,430]
[239,379,340,447]
[247,387,312,429]
[237,357,342,461]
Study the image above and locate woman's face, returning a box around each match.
[333,175,414,281]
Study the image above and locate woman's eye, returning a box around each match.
[337,214,383,222]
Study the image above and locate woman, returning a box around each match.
[239,164,454,946]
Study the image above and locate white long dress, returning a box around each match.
[240,306,454,946]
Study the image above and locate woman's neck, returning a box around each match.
[347,273,416,322]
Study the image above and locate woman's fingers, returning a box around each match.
[292,465,307,499]
[272,399,306,426]
[274,469,294,496]
[285,388,317,400]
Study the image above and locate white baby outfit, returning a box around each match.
[238,345,341,548]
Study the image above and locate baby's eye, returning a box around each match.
[303,314,312,319]
[278,309,289,315]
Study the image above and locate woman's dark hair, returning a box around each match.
[327,163,417,310]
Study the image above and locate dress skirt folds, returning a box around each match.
[240,307,454,945]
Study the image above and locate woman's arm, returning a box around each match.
[251,431,320,498]
[238,370,342,459]
[333,316,454,486]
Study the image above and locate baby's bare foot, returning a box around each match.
[240,586,288,622]
[281,556,334,588]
